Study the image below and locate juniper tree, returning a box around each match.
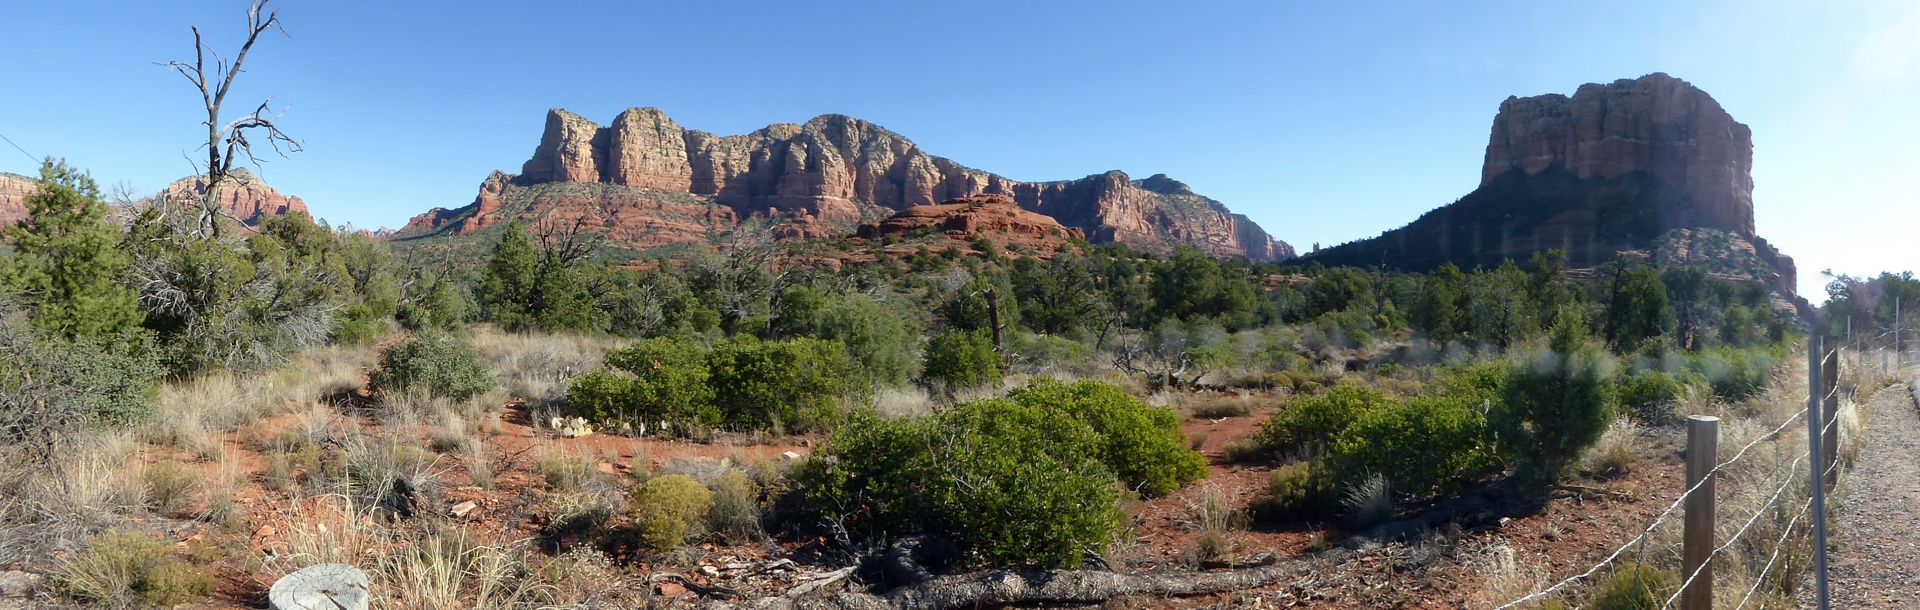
[0,160,143,339]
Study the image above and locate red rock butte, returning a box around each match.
[399,108,1292,261]
[1482,72,1754,236]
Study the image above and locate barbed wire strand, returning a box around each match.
[1496,366,1847,610]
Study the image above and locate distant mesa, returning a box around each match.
[397,108,1292,261]
[0,167,309,229]
[1309,73,1800,309]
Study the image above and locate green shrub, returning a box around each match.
[630,474,714,551]
[143,460,199,515]
[707,336,860,432]
[1690,347,1776,401]
[568,337,718,429]
[800,378,1197,568]
[1587,565,1677,610]
[371,331,494,401]
[55,530,212,607]
[1617,369,1687,425]
[534,449,596,491]
[1329,396,1495,497]
[922,328,1001,389]
[1004,379,1207,496]
[1495,309,1618,480]
[1257,460,1340,521]
[1255,386,1390,457]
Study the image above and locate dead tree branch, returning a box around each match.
[160,0,300,238]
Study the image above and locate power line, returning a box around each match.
[0,131,38,166]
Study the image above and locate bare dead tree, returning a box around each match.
[162,0,301,238]
[531,213,604,267]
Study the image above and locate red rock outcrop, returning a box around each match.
[0,172,34,227]
[856,194,1084,257]
[425,108,1291,261]
[1482,73,1754,235]
[159,168,310,225]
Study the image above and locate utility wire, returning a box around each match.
[0,131,38,166]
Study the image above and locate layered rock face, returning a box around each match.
[0,172,34,227]
[1482,73,1754,235]
[419,108,1289,261]
[1313,73,1799,310]
[159,168,311,226]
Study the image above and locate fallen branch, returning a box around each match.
[690,552,1338,610]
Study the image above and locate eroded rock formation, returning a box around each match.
[1482,72,1754,235]
[1312,73,1800,310]
[159,168,311,226]
[856,194,1084,257]
[405,108,1289,261]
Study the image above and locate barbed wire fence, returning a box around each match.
[1493,335,1910,610]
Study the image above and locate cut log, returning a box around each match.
[268,564,369,610]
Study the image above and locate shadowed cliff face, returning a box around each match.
[401,108,1292,262]
[1311,73,1799,309]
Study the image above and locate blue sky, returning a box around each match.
[2,1,1916,302]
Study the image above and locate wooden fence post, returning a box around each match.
[1682,414,1719,610]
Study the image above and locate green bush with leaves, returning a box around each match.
[568,337,718,428]
[1254,385,1391,457]
[371,332,495,401]
[1495,308,1618,480]
[922,328,1001,389]
[801,378,1202,568]
[1004,379,1207,496]
[706,336,859,433]
[0,160,144,340]
[1616,369,1690,425]
[630,474,714,551]
[1329,395,1496,497]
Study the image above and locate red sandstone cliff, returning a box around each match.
[0,172,33,227]
[405,108,1290,261]
[159,168,311,226]
[855,194,1084,257]
[1482,73,1754,236]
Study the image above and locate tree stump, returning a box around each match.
[268,564,368,610]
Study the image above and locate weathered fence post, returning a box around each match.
[1807,335,1831,610]
[1822,348,1839,487]
[1682,414,1719,610]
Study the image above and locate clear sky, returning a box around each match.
[2,1,1915,302]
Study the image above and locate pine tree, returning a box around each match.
[0,160,143,339]
[478,221,538,330]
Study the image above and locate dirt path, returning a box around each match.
[1822,380,1920,608]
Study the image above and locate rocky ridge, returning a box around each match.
[158,168,311,226]
[400,108,1291,261]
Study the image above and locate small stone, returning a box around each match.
[256,525,278,539]
[656,582,687,597]
[597,462,617,475]
[450,501,479,518]
[781,451,803,461]
[0,571,46,598]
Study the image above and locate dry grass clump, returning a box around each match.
[871,386,935,419]
[379,526,542,610]
[141,460,199,516]
[533,447,597,492]
[1180,392,1254,419]
[468,327,620,408]
[706,470,764,544]
[1468,543,1547,609]
[54,530,212,608]
[1581,418,1641,477]
[1187,485,1246,564]
[1344,474,1393,529]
